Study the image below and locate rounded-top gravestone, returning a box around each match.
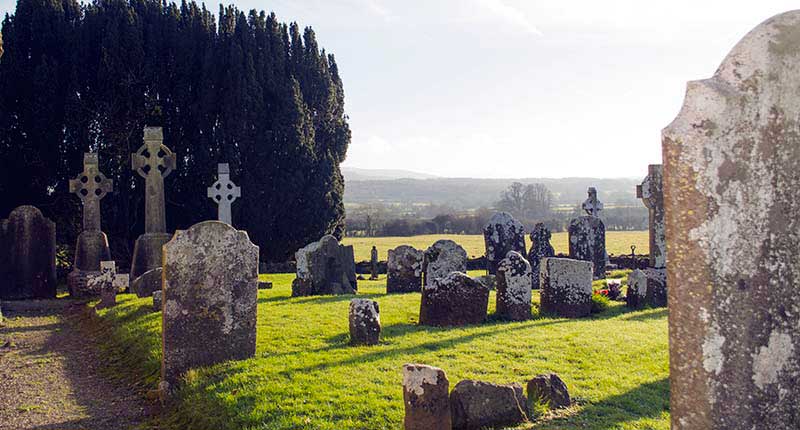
[483,212,526,275]
[387,245,423,293]
[0,206,56,300]
[528,222,555,288]
[495,251,532,321]
[291,235,357,296]
[422,239,467,286]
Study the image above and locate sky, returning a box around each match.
[2,1,798,178]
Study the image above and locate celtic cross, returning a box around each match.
[131,127,176,234]
[207,163,240,225]
[69,153,113,231]
[582,187,604,217]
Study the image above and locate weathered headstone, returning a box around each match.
[419,272,489,326]
[131,267,162,298]
[207,163,240,225]
[369,246,379,280]
[402,364,451,430]
[637,164,665,268]
[95,261,118,310]
[160,221,258,393]
[626,268,667,309]
[483,212,526,275]
[528,223,555,289]
[0,206,56,300]
[569,189,606,279]
[662,12,800,429]
[131,127,176,280]
[422,240,467,286]
[152,290,162,312]
[539,258,592,318]
[291,235,357,296]
[349,299,380,345]
[527,373,571,410]
[386,245,423,293]
[496,251,532,321]
[450,380,528,429]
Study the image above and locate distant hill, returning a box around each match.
[341,167,439,181]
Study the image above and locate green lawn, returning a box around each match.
[96,272,669,430]
[342,231,649,262]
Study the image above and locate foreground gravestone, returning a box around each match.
[495,251,532,321]
[402,364,451,430]
[527,373,571,410]
[131,127,176,280]
[207,163,240,225]
[349,299,380,345]
[450,380,528,429]
[387,245,423,293]
[419,272,489,326]
[422,240,467,286]
[0,206,56,300]
[528,223,555,289]
[662,11,800,429]
[568,188,606,279]
[483,212,526,275]
[626,268,667,309]
[291,235,357,296]
[539,258,592,318]
[637,164,665,268]
[160,221,258,392]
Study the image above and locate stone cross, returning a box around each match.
[207,163,240,225]
[69,153,113,231]
[636,165,665,268]
[581,187,603,217]
[131,127,175,234]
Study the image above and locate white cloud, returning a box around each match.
[474,0,542,36]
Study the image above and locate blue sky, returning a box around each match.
[2,1,798,178]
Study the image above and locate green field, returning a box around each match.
[95,271,669,430]
[343,231,649,261]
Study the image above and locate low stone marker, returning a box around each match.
[402,364,451,430]
[626,269,667,309]
[495,251,532,321]
[527,373,571,410]
[152,290,163,312]
[528,223,555,289]
[450,380,528,429]
[349,299,380,345]
[539,258,592,318]
[386,245,423,293]
[419,272,489,326]
[483,211,526,275]
[131,267,163,298]
[422,240,467,286]
[291,235,357,296]
[94,261,118,310]
[160,221,258,393]
[0,206,57,300]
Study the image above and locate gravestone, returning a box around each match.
[152,290,162,312]
[349,299,380,345]
[402,364,451,430]
[0,206,56,300]
[386,245,423,293]
[527,373,571,410]
[450,380,528,429]
[422,240,467,286]
[419,272,489,326]
[160,221,258,393]
[539,258,592,318]
[662,11,800,429]
[626,268,667,309]
[207,163,240,225]
[131,127,176,280]
[291,235,357,296]
[495,251,532,321]
[569,188,606,279]
[483,212,526,275]
[131,267,162,298]
[637,164,665,268]
[67,153,114,297]
[369,246,379,280]
[528,223,555,289]
[94,261,119,310]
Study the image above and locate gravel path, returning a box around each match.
[0,302,150,430]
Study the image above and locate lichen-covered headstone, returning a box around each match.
[626,268,667,309]
[386,245,423,293]
[450,380,528,429]
[94,261,118,310]
[495,251,532,321]
[419,272,489,326]
[422,240,467,286]
[568,215,606,279]
[483,212,526,275]
[637,164,665,268]
[349,299,380,345]
[160,221,258,393]
[131,267,162,298]
[207,163,240,225]
[402,364,451,430]
[662,11,800,429]
[528,223,555,289]
[291,235,357,296]
[539,258,592,318]
[0,206,56,300]
[152,290,163,312]
[527,373,571,410]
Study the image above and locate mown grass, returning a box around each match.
[95,271,668,430]
[342,231,649,261]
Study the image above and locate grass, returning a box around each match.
[94,271,669,430]
[342,231,649,261]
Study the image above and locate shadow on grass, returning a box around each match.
[619,308,668,321]
[258,292,384,305]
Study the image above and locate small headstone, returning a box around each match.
[94,261,118,310]
[450,380,528,429]
[291,235,357,296]
[539,258,592,318]
[402,364,451,430]
[637,165,665,268]
[152,290,163,312]
[496,251,532,321]
[369,246,379,280]
[160,221,258,393]
[349,299,380,345]
[528,223,555,289]
[568,214,606,279]
[386,245,423,293]
[131,267,163,298]
[626,269,667,309]
[527,373,571,410]
[483,212,526,275]
[0,206,56,300]
[113,273,130,293]
[207,163,240,225]
[422,240,467,286]
[419,272,489,326]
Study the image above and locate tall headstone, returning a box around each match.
[483,212,526,275]
[662,11,800,429]
[0,206,56,300]
[637,164,665,268]
[495,251,532,321]
[291,235,357,296]
[569,187,606,279]
[67,153,114,298]
[207,163,240,225]
[386,245,424,293]
[130,127,176,280]
[528,222,555,288]
[422,240,467,286]
[160,221,258,393]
